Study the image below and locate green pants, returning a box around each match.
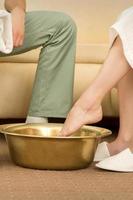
[0,11,77,118]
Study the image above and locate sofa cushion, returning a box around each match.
[0,62,116,118]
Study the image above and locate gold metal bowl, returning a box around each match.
[1,123,112,170]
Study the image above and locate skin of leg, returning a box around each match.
[107,68,133,155]
[0,11,77,118]
[60,36,131,136]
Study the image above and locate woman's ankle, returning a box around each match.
[108,137,132,156]
[117,134,133,145]
[76,88,103,111]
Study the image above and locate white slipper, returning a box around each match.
[95,148,133,172]
[93,142,110,162]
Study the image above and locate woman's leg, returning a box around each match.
[60,36,131,136]
[107,69,133,155]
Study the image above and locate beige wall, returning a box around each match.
[0,0,133,43]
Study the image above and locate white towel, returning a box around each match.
[0,10,13,54]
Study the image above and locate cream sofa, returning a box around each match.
[0,0,132,119]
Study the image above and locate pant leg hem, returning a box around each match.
[28,112,68,118]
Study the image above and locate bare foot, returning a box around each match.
[107,138,132,156]
[60,97,103,136]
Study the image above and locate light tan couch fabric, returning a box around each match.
[0,44,109,64]
[0,0,132,118]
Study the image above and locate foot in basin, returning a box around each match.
[59,89,103,136]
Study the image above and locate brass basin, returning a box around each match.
[1,123,112,170]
